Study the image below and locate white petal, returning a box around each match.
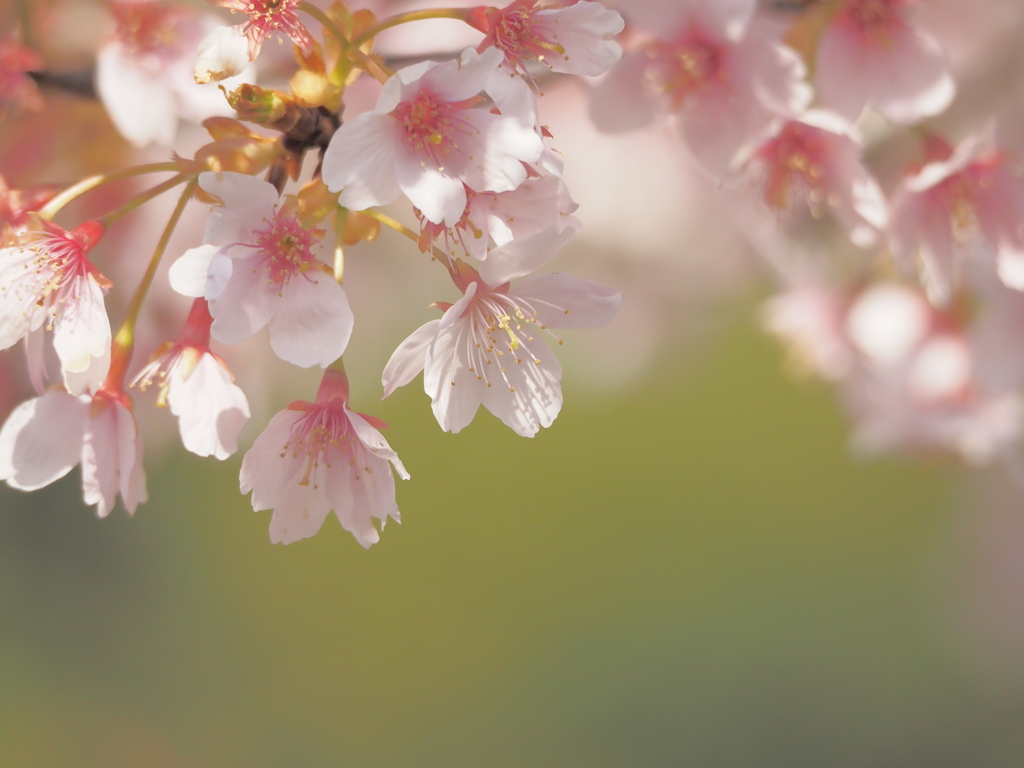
[81,398,122,518]
[0,392,88,490]
[167,354,250,460]
[267,272,353,368]
[382,319,439,398]
[513,273,622,329]
[322,113,402,210]
[96,44,177,147]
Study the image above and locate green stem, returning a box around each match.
[352,8,474,47]
[361,208,454,273]
[37,162,183,220]
[114,178,199,351]
[298,1,392,83]
[97,173,189,228]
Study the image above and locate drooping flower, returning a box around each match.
[888,132,1024,305]
[0,385,147,518]
[740,110,888,248]
[469,0,624,85]
[382,222,621,437]
[590,0,810,177]
[816,0,954,124]
[132,299,250,460]
[168,171,354,369]
[97,0,246,147]
[207,0,314,60]
[0,217,111,396]
[321,46,544,225]
[240,368,408,548]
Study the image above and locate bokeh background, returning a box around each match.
[6,313,1024,767]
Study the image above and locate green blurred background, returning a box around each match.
[3,308,1024,768]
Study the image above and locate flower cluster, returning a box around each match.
[0,0,623,548]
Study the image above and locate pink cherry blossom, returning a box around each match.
[590,0,810,177]
[132,299,250,460]
[240,368,408,548]
[207,0,314,60]
[417,174,579,260]
[321,47,545,225]
[97,1,245,147]
[0,217,111,396]
[816,0,954,124]
[0,386,147,517]
[740,110,887,248]
[889,132,1024,305]
[469,0,624,85]
[382,222,621,437]
[168,171,354,368]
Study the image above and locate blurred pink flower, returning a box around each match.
[816,0,954,124]
[97,1,242,146]
[889,132,1024,305]
[741,110,888,248]
[590,0,810,177]
[0,37,44,117]
[240,368,408,548]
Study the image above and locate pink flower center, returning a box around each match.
[393,90,475,169]
[485,2,565,77]
[645,30,723,107]
[251,211,323,287]
[286,403,361,489]
[757,124,830,214]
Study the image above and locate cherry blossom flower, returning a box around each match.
[417,174,578,260]
[0,385,147,517]
[0,37,44,117]
[816,0,955,125]
[0,217,111,396]
[469,0,624,85]
[193,23,251,84]
[888,132,1024,305]
[382,222,621,437]
[240,368,408,548]
[740,110,888,248]
[97,1,246,146]
[321,46,545,225]
[590,0,810,177]
[132,299,250,460]
[168,171,353,368]
[207,0,314,60]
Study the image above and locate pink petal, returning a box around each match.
[0,392,88,491]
